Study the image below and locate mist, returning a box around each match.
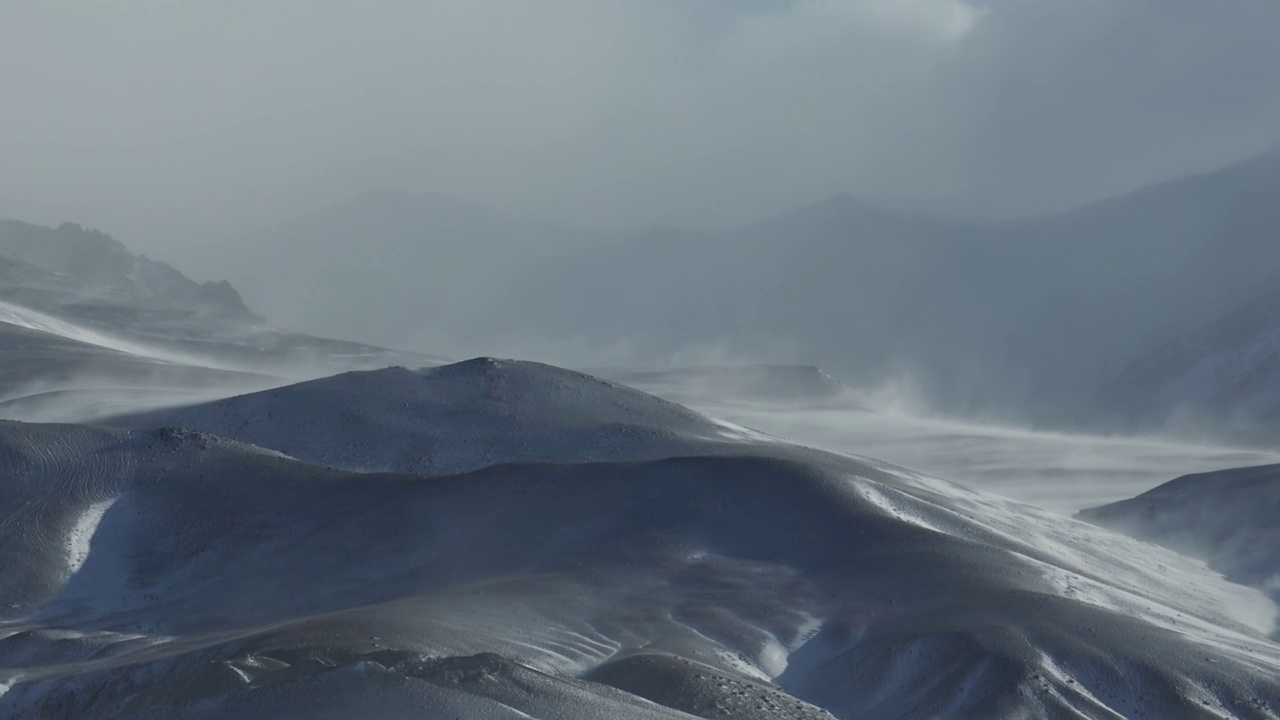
[4,1,1279,247]
[3,0,1280,443]
[8,5,1280,714]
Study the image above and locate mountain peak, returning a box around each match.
[106,359,749,475]
[0,219,258,320]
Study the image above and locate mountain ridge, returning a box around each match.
[1079,463,1280,608]
[104,358,779,475]
[0,219,258,321]
[0,219,443,424]
[492,146,1280,441]
[3,365,1279,717]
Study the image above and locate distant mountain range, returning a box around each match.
[1104,281,1280,442]
[0,220,438,422]
[7,147,1280,443]
[0,219,257,321]
[492,147,1280,440]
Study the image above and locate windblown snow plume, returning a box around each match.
[1,362,1278,718]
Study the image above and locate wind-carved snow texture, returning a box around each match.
[107,358,794,475]
[1080,464,1280,623]
[604,366,1280,513]
[0,360,1277,718]
[0,300,234,372]
[63,498,118,578]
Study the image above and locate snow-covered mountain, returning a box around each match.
[134,148,1280,443]
[107,357,1280,515]
[495,148,1280,436]
[106,359,781,475]
[625,370,1280,513]
[0,220,256,322]
[4,365,1280,717]
[0,220,440,422]
[1103,282,1280,442]
[1079,464,1280,599]
[0,316,271,423]
[3,202,1280,717]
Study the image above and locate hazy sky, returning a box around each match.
[2,0,1279,263]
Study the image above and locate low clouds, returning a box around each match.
[1,0,1278,266]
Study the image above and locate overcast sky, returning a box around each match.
[2,0,1279,265]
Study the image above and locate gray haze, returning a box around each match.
[4,0,1280,443]
[3,0,1280,265]
[9,6,1280,716]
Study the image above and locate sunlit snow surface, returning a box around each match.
[0,360,1276,718]
[1081,464,1280,607]
[634,382,1280,513]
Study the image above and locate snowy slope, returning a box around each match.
[1079,464,1280,600]
[106,358,781,474]
[590,364,853,405]
[0,318,273,423]
[1104,282,1280,442]
[0,304,285,424]
[0,220,440,423]
[0,219,257,321]
[607,365,1280,513]
[0,367,1276,717]
[106,355,1280,511]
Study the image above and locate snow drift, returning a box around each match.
[0,363,1277,718]
[106,358,782,475]
[1080,464,1280,606]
